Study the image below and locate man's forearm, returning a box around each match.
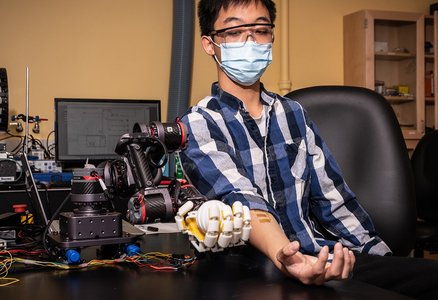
[248,210,291,269]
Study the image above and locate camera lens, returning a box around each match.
[71,168,107,215]
[132,121,187,153]
[150,121,186,152]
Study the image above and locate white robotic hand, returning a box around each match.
[175,200,251,253]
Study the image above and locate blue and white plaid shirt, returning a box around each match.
[180,82,391,256]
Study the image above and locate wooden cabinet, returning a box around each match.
[344,10,431,150]
[424,12,438,137]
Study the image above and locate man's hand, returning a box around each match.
[276,241,355,285]
[248,210,355,285]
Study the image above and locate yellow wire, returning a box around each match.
[0,250,20,286]
[0,277,20,287]
[0,250,195,288]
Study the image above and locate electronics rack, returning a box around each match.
[0,68,8,132]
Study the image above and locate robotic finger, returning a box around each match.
[231,202,251,243]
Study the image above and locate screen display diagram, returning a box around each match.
[55,98,160,165]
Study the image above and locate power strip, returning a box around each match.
[32,160,62,173]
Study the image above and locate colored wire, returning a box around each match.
[126,252,196,270]
[46,130,55,159]
[0,250,20,286]
[0,250,196,287]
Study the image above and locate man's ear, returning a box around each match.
[201,36,216,56]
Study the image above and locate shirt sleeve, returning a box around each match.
[179,107,279,219]
[304,113,392,256]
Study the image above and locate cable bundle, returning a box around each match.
[0,249,196,287]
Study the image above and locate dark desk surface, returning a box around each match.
[1,233,413,300]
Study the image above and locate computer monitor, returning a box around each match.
[54,98,161,168]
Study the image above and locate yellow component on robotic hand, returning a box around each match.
[184,213,206,242]
[175,200,252,253]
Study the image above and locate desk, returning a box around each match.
[1,233,413,300]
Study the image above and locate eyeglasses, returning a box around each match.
[210,23,275,48]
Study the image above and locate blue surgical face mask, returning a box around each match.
[213,40,273,86]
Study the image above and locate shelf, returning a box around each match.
[426,97,435,105]
[385,95,415,103]
[425,54,434,62]
[375,52,416,60]
[402,128,423,140]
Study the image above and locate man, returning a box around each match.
[180,0,438,298]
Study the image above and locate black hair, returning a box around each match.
[197,0,277,36]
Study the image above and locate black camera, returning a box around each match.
[132,121,187,154]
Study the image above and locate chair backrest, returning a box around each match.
[411,130,438,223]
[285,85,416,256]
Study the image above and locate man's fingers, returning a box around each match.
[341,247,351,278]
[276,241,300,266]
[324,243,356,280]
[325,243,345,279]
[312,245,329,275]
[276,241,354,284]
[349,250,355,273]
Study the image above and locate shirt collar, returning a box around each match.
[211,82,276,111]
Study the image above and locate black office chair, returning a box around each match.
[410,129,438,257]
[285,85,416,256]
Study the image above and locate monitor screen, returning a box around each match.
[54,98,161,168]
